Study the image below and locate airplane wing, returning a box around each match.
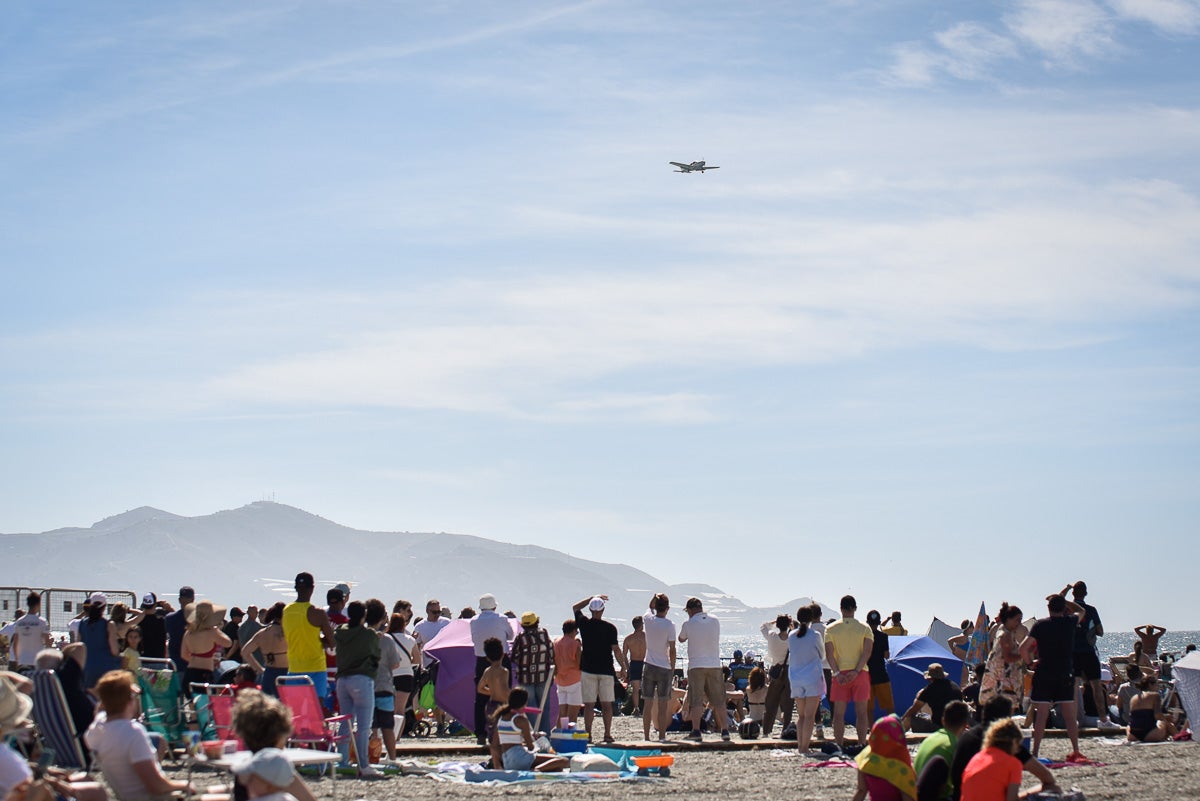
[668,162,689,169]
[700,166,719,171]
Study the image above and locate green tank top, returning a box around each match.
[283,601,325,673]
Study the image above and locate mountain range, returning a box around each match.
[0,501,834,636]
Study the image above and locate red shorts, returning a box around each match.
[829,671,870,704]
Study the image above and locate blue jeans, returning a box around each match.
[336,673,375,770]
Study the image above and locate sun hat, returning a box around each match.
[923,663,946,681]
[588,596,605,612]
[186,600,227,629]
[0,674,34,736]
[87,592,108,607]
[479,594,498,611]
[232,747,293,789]
[520,612,539,626]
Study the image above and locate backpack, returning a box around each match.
[738,718,761,739]
[780,722,798,740]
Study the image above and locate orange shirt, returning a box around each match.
[960,746,1022,801]
[553,635,582,685]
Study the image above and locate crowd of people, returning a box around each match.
[0,576,1193,800]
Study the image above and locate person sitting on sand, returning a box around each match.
[1126,674,1177,743]
[477,637,511,745]
[489,687,568,772]
[744,666,767,722]
[959,718,1030,801]
[1134,624,1167,659]
[903,663,963,733]
[913,700,972,801]
[950,695,1060,801]
[852,715,916,801]
[1124,640,1154,670]
[1109,664,1141,725]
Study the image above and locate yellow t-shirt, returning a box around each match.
[825,617,873,671]
[283,601,325,673]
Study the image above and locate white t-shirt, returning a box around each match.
[0,614,50,667]
[642,615,677,669]
[0,743,32,799]
[412,618,449,667]
[678,612,721,669]
[84,714,158,801]
[760,621,790,666]
[469,611,513,657]
[386,631,417,676]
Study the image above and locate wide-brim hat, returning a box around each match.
[0,675,34,735]
[520,611,539,626]
[923,663,946,681]
[186,600,227,629]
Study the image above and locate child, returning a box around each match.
[122,628,143,673]
[476,637,510,747]
[232,665,259,696]
[489,688,569,773]
[232,748,299,801]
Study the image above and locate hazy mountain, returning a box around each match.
[0,501,834,635]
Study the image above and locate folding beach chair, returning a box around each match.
[193,683,243,748]
[30,669,88,770]
[276,675,350,755]
[137,658,185,747]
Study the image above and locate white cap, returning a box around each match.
[88,592,108,607]
[333,582,351,597]
[479,593,497,610]
[232,748,293,789]
[745,650,757,662]
[588,596,605,612]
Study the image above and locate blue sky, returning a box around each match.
[2,1,1198,630]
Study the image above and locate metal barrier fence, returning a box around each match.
[0,586,137,632]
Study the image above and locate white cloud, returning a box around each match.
[1107,0,1200,34]
[1004,0,1118,64]
[934,22,1020,79]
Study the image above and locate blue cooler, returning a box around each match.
[549,728,589,754]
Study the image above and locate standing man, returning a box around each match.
[622,616,647,715]
[165,586,194,672]
[572,595,627,744]
[238,605,262,666]
[282,572,336,704]
[0,592,51,674]
[470,594,513,746]
[678,597,728,742]
[1064,581,1114,728]
[1020,592,1086,760]
[641,594,676,742]
[823,594,873,749]
[511,612,555,730]
[222,608,245,663]
[413,599,451,736]
[136,593,167,660]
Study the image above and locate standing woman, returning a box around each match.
[788,605,827,755]
[979,603,1025,709]
[386,613,420,730]
[181,600,232,694]
[334,601,380,778]
[79,593,121,688]
[243,603,289,696]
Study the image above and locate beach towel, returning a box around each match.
[1040,757,1109,768]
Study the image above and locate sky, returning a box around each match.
[2,0,1198,631]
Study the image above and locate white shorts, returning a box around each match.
[580,672,615,704]
[557,681,583,706]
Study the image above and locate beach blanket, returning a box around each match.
[421,760,665,785]
[1040,757,1109,768]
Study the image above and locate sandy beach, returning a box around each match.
[167,713,1197,801]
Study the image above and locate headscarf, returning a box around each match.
[855,714,916,798]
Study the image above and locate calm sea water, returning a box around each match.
[717,629,1199,663]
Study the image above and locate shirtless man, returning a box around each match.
[622,616,647,714]
[1134,624,1167,658]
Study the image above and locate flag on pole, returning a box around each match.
[964,602,990,667]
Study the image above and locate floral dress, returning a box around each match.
[978,628,1024,707]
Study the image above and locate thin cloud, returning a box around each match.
[1107,0,1200,34]
[1004,0,1119,65]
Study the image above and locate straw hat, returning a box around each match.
[0,675,33,735]
[186,600,227,629]
[923,663,946,681]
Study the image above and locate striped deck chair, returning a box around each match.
[137,659,185,747]
[31,669,87,769]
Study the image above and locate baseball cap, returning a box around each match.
[87,592,108,607]
[479,594,497,611]
[141,592,157,608]
[588,596,605,612]
[744,650,757,663]
[232,748,293,789]
[333,582,351,598]
[294,573,313,587]
[230,607,245,619]
[520,612,539,626]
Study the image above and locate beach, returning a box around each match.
[169,713,1197,801]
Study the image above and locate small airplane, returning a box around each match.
[670,160,720,173]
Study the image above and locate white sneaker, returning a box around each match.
[357,766,382,779]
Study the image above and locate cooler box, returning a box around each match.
[550,728,589,754]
